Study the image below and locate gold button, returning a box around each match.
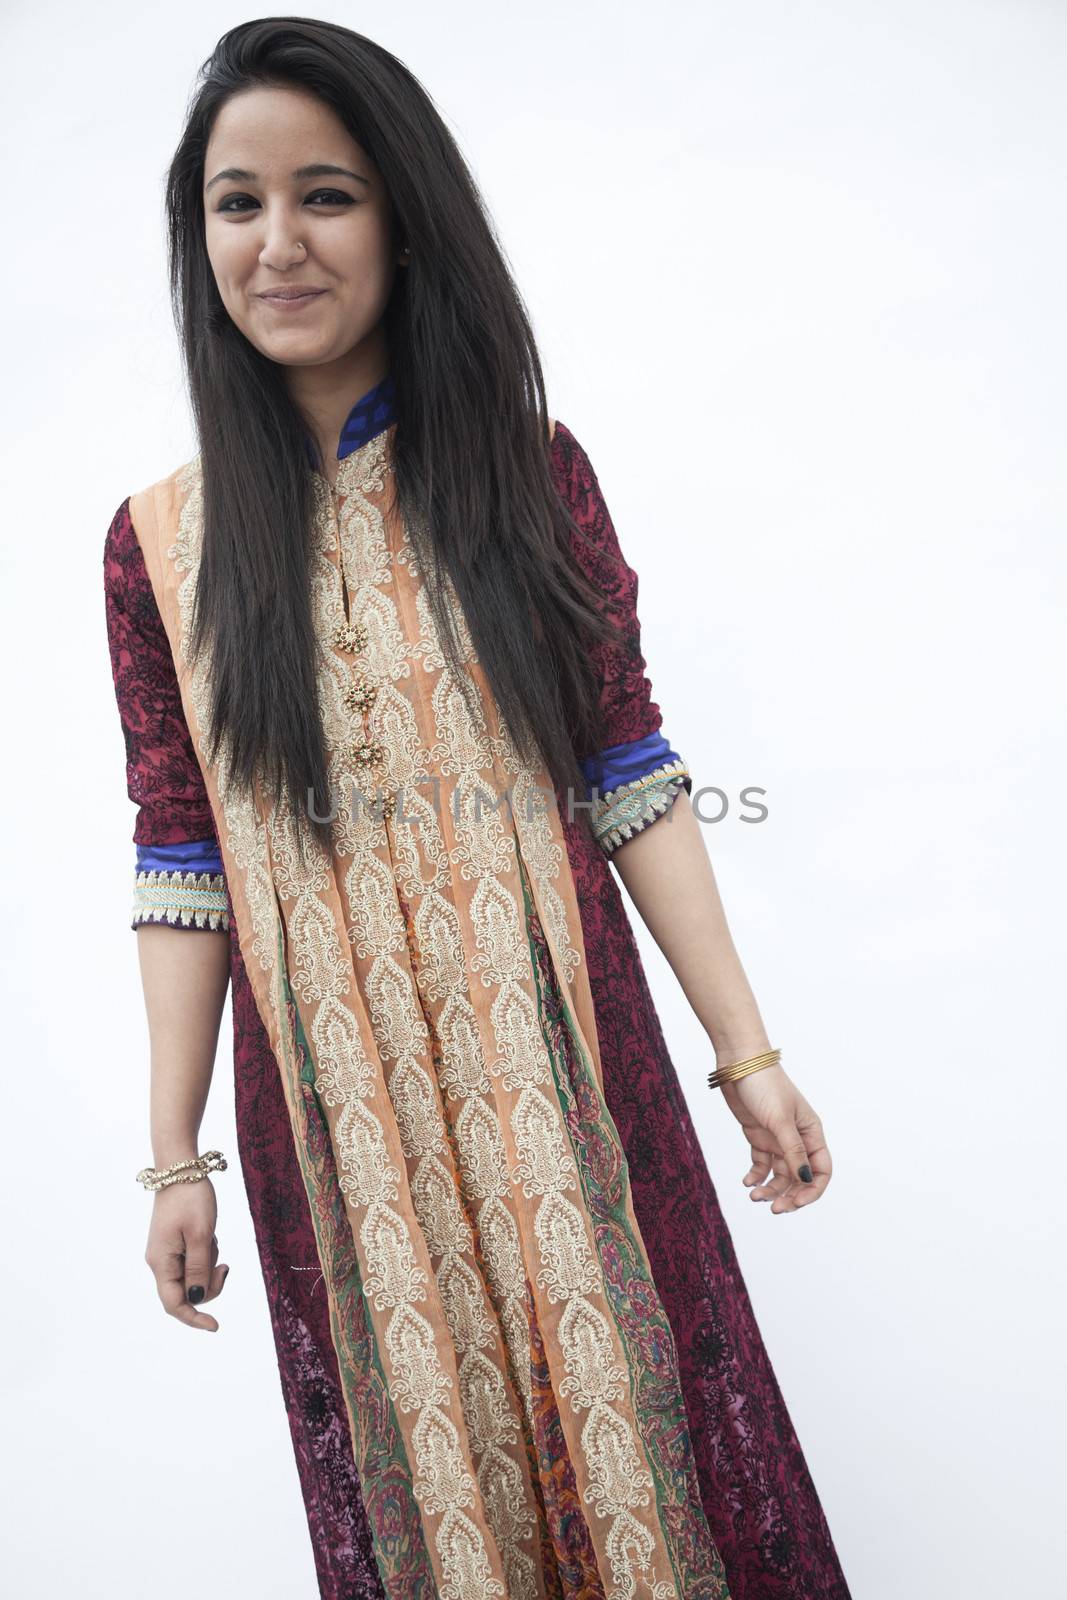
[352,741,385,769]
[333,620,368,654]
[343,679,378,713]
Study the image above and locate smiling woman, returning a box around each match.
[105,16,850,1600]
[203,90,399,472]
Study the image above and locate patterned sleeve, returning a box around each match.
[103,496,230,932]
[549,421,692,856]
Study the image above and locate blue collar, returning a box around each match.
[337,372,396,459]
[303,372,397,468]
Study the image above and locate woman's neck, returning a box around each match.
[287,333,390,475]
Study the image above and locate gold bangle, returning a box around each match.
[135,1150,228,1192]
[716,1048,780,1073]
[707,1048,781,1091]
[708,1048,780,1085]
[710,1059,774,1089]
[708,1052,780,1089]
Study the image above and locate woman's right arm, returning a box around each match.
[104,497,234,1331]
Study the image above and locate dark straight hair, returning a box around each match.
[164,16,623,857]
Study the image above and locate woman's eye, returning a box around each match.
[216,190,355,215]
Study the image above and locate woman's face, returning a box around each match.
[203,84,401,372]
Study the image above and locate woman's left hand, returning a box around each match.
[720,1064,833,1213]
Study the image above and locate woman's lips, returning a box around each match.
[257,290,327,309]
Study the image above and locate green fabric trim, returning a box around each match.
[517,843,729,1597]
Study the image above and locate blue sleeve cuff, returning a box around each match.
[579,731,692,856]
[132,839,229,931]
[136,840,224,875]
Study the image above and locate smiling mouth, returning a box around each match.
[258,290,327,305]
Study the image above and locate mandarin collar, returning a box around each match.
[302,373,396,470]
[337,373,396,460]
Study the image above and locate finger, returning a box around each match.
[749,1168,786,1201]
[769,1176,802,1213]
[769,1122,834,1212]
[759,1152,800,1213]
[198,1260,231,1306]
[768,1119,816,1190]
[147,1246,220,1332]
[789,1141,833,1208]
[182,1225,218,1310]
[754,1175,793,1204]
[749,1144,791,1201]
[742,1145,774,1189]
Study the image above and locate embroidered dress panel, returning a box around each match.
[122,375,691,930]
[125,428,730,1598]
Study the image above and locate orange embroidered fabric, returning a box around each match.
[128,425,729,1599]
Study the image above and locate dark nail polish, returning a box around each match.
[798,1164,813,1184]
[222,1266,230,1280]
[187,1284,205,1304]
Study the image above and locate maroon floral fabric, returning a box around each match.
[103,502,221,850]
[549,421,668,755]
[103,427,851,1600]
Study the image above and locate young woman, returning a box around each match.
[104,18,849,1599]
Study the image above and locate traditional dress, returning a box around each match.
[103,379,851,1600]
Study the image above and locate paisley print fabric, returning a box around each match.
[104,421,852,1600]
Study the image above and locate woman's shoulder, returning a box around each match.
[546,416,587,460]
[545,416,598,506]
[137,454,199,492]
[546,416,584,478]
[127,454,201,529]
[117,455,201,586]
[104,454,199,603]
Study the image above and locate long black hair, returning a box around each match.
[166,16,622,856]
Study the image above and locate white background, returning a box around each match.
[2,1,1063,1595]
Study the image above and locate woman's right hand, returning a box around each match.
[144,1178,230,1332]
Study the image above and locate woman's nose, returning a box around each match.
[258,217,307,271]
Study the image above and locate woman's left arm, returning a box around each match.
[549,418,832,1214]
[611,787,832,1213]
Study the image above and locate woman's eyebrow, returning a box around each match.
[205,163,371,192]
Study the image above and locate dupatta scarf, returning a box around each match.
[129,425,729,1600]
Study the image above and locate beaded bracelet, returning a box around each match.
[707,1048,781,1091]
[135,1150,228,1192]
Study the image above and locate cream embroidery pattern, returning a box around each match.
[169,460,510,1600]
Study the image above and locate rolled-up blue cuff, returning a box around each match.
[580,731,692,856]
[136,839,225,876]
[579,730,682,794]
